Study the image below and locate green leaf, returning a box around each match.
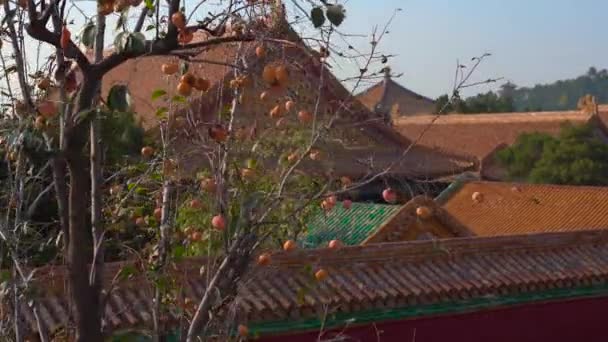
[107,85,132,112]
[118,265,137,280]
[172,245,186,262]
[81,22,97,49]
[303,264,313,275]
[144,0,154,10]
[326,5,345,26]
[151,89,167,100]
[0,270,10,283]
[155,107,168,119]
[155,275,169,292]
[310,7,325,28]
[145,24,155,31]
[74,109,97,125]
[171,95,187,103]
[246,158,257,169]
[296,287,306,305]
[114,32,129,53]
[125,32,146,54]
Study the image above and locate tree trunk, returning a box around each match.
[153,181,175,342]
[13,269,22,342]
[186,233,256,341]
[51,158,70,250]
[51,5,71,258]
[65,77,104,342]
[67,153,103,342]
[89,10,106,330]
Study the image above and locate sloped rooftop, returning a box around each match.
[357,76,435,116]
[362,195,474,243]
[303,195,475,248]
[11,230,608,338]
[394,110,597,160]
[100,29,475,179]
[441,181,608,236]
[303,202,401,248]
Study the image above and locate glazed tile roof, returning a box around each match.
[395,110,597,160]
[363,196,474,243]
[303,202,401,248]
[356,77,435,116]
[441,181,608,236]
[99,27,475,179]
[10,230,608,338]
[102,32,235,131]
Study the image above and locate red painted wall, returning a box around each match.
[260,296,608,342]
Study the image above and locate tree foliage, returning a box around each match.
[435,83,515,114]
[0,0,398,340]
[513,67,608,111]
[437,67,608,113]
[496,123,608,185]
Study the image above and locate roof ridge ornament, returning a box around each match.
[577,94,598,115]
[374,65,393,126]
[382,65,392,80]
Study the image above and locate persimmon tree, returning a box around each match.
[0,0,500,339]
[0,0,410,341]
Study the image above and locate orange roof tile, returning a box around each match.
[356,77,435,116]
[442,181,608,236]
[395,110,594,160]
[11,230,608,338]
[102,32,237,131]
[100,27,475,179]
[363,195,474,243]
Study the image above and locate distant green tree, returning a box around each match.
[434,94,450,114]
[511,66,608,111]
[494,131,550,179]
[438,66,608,113]
[434,84,515,114]
[496,123,608,185]
[464,91,515,113]
[434,93,466,114]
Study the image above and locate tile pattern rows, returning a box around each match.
[443,181,608,236]
[10,230,608,338]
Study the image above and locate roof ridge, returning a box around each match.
[396,110,591,124]
[13,229,608,337]
[25,230,608,285]
[274,229,608,265]
[354,79,386,98]
[385,78,435,103]
[434,177,469,204]
[361,195,474,244]
[354,77,435,104]
[462,180,608,192]
[414,142,480,164]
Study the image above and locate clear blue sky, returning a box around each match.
[23,0,606,100]
[334,0,608,98]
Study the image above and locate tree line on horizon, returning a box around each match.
[435,67,608,114]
